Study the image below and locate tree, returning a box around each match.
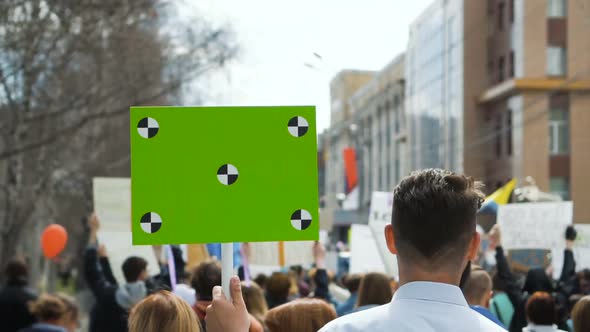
[0,0,237,279]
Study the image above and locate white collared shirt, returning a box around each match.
[319,281,507,332]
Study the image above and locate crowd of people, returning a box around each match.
[1,169,590,331]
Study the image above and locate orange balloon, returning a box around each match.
[41,224,68,259]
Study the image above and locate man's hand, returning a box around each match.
[152,245,164,265]
[205,276,250,332]
[241,243,251,260]
[565,226,577,250]
[313,241,326,269]
[88,213,100,245]
[488,224,501,249]
[98,245,108,258]
[88,213,100,232]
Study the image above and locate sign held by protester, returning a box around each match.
[367,191,398,278]
[498,201,573,250]
[130,106,319,245]
[93,177,160,283]
[350,224,388,275]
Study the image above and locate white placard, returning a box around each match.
[93,177,160,283]
[349,224,387,275]
[552,224,590,279]
[498,202,573,250]
[249,241,315,267]
[368,191,394,225]
[367,192,398,279]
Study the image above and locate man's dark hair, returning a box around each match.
[5,258,28,284]
[191,260,221,301]
[526,292,557,325]
[122,256,148,283]
[392,169,484,269]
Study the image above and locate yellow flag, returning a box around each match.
[485,178,517,205]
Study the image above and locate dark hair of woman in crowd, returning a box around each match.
[128,290,202,332]
[572,295,590,332]
[356,272,394,309]
[241,281,268,326]
[265,272,291,309]
[525,292,557,326]
[24,293,80,332]
[264,298,336,332]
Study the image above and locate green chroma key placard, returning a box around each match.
[130,106,319,245]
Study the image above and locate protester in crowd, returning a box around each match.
[290,265,311,297]
[462,265,506,329]
[84,213,151,332]
[490,272,515,328]
[19,293,79,332]
[308,242,330,301]
[265,272,291,309]
[335,274,363,316]
[128,290,202,332]
[354,272,393,313]
[571,295,590,332]
[191,260,222,329]
[205,169,506,332]
[522,292,567,332]
[490,224,571,332]
[254,274,268,290]
[264,298,337,332]
[241,281,268,327]
[0,258,38,332]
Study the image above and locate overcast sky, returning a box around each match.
[189,0,432,132]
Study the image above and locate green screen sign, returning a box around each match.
[130,106,319,244]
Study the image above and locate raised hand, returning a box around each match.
[205,276,250,332]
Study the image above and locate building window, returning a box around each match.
[550,176,570,200]
[549,108,569,155]
[547,47,567,76]
[510,0,515,23]
[488,59,495,84]
[547,0,567,18]
[506,110,513,156]
[498,56,505,83]
[509,51,515,78]
[495,114,502,158]
[498,2,505,30]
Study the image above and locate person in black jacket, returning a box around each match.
[0,258,38,332]
[489,224,573,332]
[84,214,151,332]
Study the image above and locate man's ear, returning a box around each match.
[385,224,398,255]
[485,290,493,308]
[467,231,481,261]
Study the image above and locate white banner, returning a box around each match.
[93,177,160,283]
[367,192,398,279]
[349,224,387,275]
[498,202,573,250]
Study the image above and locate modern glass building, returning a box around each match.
[405,0,464,172]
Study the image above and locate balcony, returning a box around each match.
[479,78,590,104]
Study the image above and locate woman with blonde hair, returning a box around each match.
[264,298,336,332]
[20,293,80,332]
[128,290,202,332]
[572,295,590,332]
[241,282,268,325]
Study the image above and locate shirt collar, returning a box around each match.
[392,281,469,307]
[31,323,68,332]
[523,324,559,332]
